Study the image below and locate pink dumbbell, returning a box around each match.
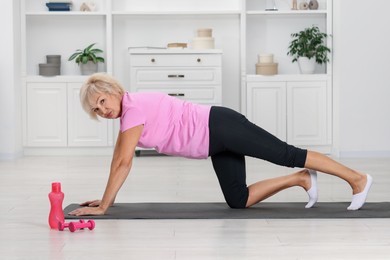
[69,220,95,232]
[58,220,85,231]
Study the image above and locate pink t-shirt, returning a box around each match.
[120,92,211,159]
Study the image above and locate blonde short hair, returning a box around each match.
[80,73,125,119]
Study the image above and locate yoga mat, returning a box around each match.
[64,202,390,219]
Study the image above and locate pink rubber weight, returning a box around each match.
[69,220,95,232]
[58,220,84,231]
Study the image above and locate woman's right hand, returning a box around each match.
[80,200,101,207]
[68,206,106,216]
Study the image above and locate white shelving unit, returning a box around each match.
[21,0,112,153]
[20,0,333,154]
[241,0,332,152]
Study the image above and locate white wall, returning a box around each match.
[333,0,390,157]
[0,0,23,160]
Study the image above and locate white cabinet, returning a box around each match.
[129,49,222,105]
[247,75,331,150]
[26,83,67,146]
[243,0,333,151]
[25,80,111,147]
[129,49,222,155]
[287,80,328,146]
[67,83,110,147]
[247,81,286,141]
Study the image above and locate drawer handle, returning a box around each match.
[168,93,185,97]
[197,58,201,62]
[168,74,185,78]
[151,58,156,63]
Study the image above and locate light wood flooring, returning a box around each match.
[1,155,390,259]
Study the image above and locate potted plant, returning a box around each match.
[287,26,331,74]
[68,43,105,75]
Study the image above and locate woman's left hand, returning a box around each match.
[68,206,106,216]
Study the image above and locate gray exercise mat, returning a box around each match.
[64,202,390,219]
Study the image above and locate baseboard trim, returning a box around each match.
[0,151,24,161]
[23,147,114,156]
[339,150,390,158]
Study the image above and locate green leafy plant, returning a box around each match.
[68,43,105,65]
[287,26,331,64]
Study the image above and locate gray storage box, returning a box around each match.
[46,55,61,64]
[39,63,60,76]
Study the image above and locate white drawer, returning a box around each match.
[136,88,220,104]
[132,68,221,86]
[130,54,221,67]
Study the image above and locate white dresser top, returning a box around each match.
[128,47,223,54]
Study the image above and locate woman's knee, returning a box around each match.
[224,188,249,209]
[226,200,247,209]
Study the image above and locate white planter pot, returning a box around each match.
[80,61,98,75]
[298,57,316,74]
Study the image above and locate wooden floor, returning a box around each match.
[1,155,390,259]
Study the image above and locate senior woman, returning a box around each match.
[69,73,372,216]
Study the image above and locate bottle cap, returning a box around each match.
[52,182,61,192]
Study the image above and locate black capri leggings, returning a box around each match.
[208,106,307,209]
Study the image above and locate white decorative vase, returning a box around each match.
[80,61,98,75]
[298,57,316,74]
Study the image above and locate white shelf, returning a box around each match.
[25,75,90,83]
[246,74,330,82]
[246,10,327,15]
[128,48,223,54]
[112,10,241,16]
[25,11,107,16]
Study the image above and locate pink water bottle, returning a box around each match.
[48,182,65,229]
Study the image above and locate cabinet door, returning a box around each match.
[26,83,67,147]
[247,82,286,141]
[287,81,328,145]
[67,83,109,147]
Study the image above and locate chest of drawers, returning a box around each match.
[129,49,222,105]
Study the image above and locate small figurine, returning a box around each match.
[80,1,96,12]
[292,0,298,10]
[299,1,309,10]
[80,3,91,11]
[309,0,319,10]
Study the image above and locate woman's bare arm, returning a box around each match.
[69,124,143,216]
